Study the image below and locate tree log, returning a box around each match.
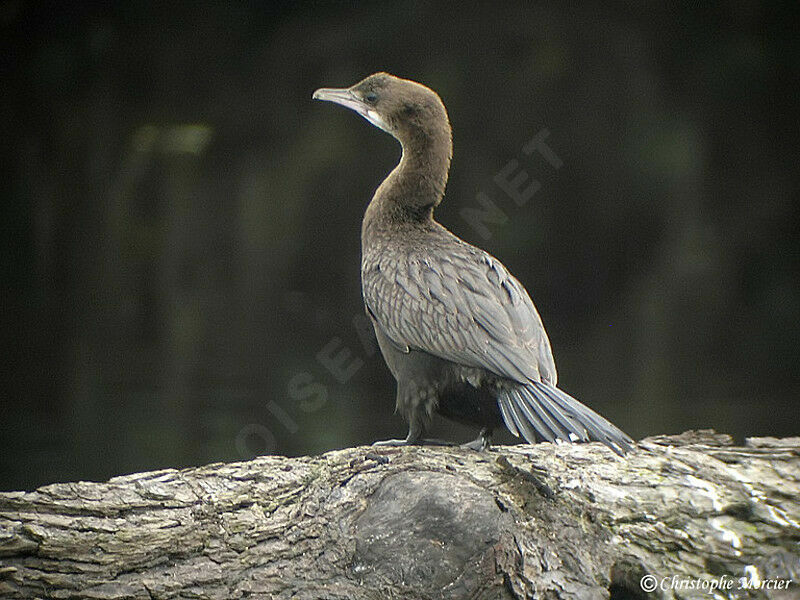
[0,431,798,599]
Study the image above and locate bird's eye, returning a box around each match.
[364,92,378,104]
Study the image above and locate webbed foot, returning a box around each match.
[460,428,493,452]
[372,438,455,447]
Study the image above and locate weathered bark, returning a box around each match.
[0,431,798,599]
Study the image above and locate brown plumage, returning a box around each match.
[314,73,633,453]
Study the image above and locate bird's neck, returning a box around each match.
[363,127,452,232]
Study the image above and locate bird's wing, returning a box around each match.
[362,237,557,385]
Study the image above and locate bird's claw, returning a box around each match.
[372,438,455,447]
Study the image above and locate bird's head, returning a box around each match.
[313,72,451,148]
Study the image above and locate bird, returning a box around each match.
[313,73,634,454]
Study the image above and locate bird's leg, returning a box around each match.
[372,421,455,447]
[461,428,493,452]
[372,419,422,447]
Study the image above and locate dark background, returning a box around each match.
[2,2,798,491]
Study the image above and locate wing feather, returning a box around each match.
[363,234,556,385]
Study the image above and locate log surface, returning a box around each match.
[0,431,798,599]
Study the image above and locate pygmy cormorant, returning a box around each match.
[313,73,633,454]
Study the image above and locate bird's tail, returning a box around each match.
[497,382,634,455]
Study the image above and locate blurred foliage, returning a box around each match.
[1,1,798,490]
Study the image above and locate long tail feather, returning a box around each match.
[498,382,634,455]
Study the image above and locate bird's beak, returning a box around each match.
[313,86,391,134]
[312,87,364,113]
